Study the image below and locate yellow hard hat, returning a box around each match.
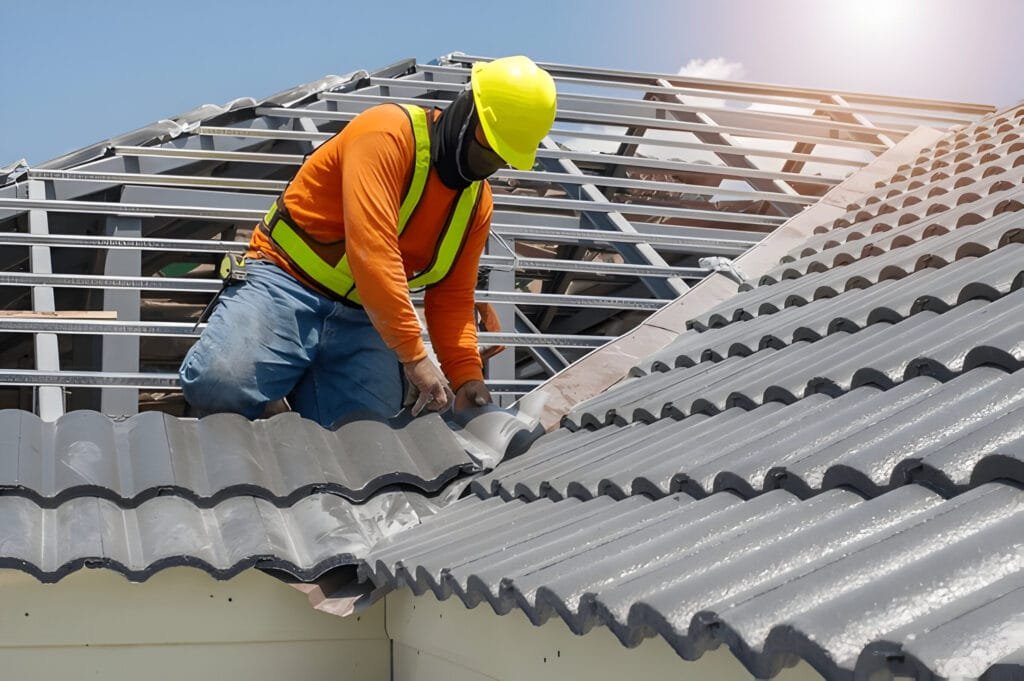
[471,56,557,171]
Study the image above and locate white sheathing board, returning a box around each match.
[387,590,825,681]
[0,569,389,680]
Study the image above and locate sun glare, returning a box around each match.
[840,0,911,33]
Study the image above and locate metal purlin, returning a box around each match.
[0,55,995,414]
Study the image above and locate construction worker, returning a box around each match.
[179,56,557,428]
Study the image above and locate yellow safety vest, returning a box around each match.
[259,103,482,305]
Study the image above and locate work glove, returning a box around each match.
[454,379,492,413]
[402,357,455,416]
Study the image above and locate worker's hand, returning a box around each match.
[455,380,492,413]
[402,357,455,416]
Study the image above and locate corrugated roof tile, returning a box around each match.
[411,106,1024,677]
[477,367,1024,500]
[362,483,1023,679]
[566,286,1024,428]
[0,410,474,506]
[694,223,1023,330]
[642,246,1021,372]
[0,491,433,582]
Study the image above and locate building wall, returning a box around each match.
[0,569,389,681]
[0,568,830,680]
[387,590,825,681]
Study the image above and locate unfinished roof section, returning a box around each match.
[364,102,1024,680]
[0,54,992,418]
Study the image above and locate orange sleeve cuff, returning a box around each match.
[393,335,428,365]
[448,361,485,394]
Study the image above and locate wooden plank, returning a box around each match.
[0,310,117,319]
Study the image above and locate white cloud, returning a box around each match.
[674,57,747,111]
[557,56,858,183]
[678,57,746,81]
[553,122,624,154]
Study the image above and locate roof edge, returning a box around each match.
[20,69,372,176]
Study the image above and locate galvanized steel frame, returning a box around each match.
[0,54,993,415]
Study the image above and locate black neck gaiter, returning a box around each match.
[431,89,479,191]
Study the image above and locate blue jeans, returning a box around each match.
[179,259,403,428]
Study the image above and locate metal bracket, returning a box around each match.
[698,256,748,285]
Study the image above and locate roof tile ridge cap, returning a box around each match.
[263,69,370,108]
[449,403,547,470]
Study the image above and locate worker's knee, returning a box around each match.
[179,342,264,418]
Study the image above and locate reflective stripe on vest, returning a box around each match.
[261,103,481,305]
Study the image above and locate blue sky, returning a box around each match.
[3,0,1022,165]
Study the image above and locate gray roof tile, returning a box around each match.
[0,490,434,582]
[566,286,1024,428]
[759,207,1023,287]
[760,193,1023,281]
[641,244,1023,372]
[892,585,1024,679]
[361,483,1023,680]
[476,367,1024,500]
[411,108,1024,678]
[812,147,1024,237]
[692,218,1023,330]
[0,410,474,506]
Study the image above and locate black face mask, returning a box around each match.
[465,135,506,179]
[432,89,506,190]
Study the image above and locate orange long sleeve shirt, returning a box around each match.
[247,104,493,391]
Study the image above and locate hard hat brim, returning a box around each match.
[471,66,540,171]
[483,128,538,170]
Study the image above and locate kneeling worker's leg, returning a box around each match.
[179,260,315,418]
[290,304,403,427]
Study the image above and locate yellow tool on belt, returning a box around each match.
[218,254,248,283]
